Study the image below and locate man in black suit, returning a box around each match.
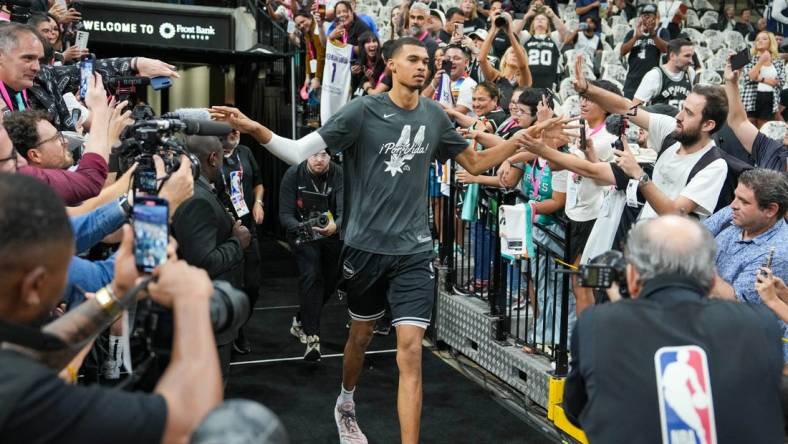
[171,135,251,376]
[564,215,784,443]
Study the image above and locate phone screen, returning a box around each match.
[133,197,169,273]
[133,156,158,195]
[579,118,587,150]
[453,23,464,39]
[79,57,93,100]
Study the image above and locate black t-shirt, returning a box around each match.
[622,28,670,98]
[438,29,452,44]
[0,350,167,444]
[713,124,754,165]
[463,17,487,34]
[752,132,787,172]
[216,144,263,226]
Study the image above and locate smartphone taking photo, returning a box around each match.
[730,48,750,71]
[78,55,94,100]
[133,196,169,273]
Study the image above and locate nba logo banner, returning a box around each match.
[654,345,717,444]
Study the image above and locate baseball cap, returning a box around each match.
[430,9,445,27]
[469,28,488,41]
[640,4,657,15]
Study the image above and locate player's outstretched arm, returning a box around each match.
[210,106,327,165]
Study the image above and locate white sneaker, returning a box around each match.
[335,400,368,444]
[290,316,307,344]
[304,335,321,361]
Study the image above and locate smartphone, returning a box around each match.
[150,76,172,90]
[579,118,587,150]
[452,22,464,40]
[78,55,94,100]
[75,30,89,50]
[760,247,776,277]
[133,156,158,196]
[730,48,750,71]
[132,196,169,273]
[441,58,453,73]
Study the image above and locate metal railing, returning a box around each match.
[431,162,573,375]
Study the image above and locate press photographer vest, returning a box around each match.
[651,66,692,109]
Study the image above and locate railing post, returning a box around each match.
[441,163,456,292]
[554,221,572,376]
[489,190,507,342]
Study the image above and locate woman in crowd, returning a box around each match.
[327,1,372,48]
[444,82,508,129]
[388,4,405,41]
[741,31,785,128]
[479,12,532,109]
[516,3,568,91]
[352,31,385,96]
[460,0,486,34]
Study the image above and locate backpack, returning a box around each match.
[659,134,753,214]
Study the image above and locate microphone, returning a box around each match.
[162,108,211,121]
[182,119,232,136]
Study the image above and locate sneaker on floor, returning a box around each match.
[335,401,368,444]
[290,316,307,344]
[304,335,321,361]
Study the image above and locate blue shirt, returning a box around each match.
[704,206,788,360]
[70,202,126,255]
[64,255,115,308]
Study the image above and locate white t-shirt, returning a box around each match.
[634,65,696,104]
[757,64,777,92]
[575,32,602,59]
[453,76,477,116]
[580,186,626,264]
[565,126,618,222]
[639,113,728,220]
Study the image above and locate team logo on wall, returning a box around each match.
[654,345,717,444]
[159,22,176,39]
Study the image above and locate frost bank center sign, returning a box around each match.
[74,1,234,50]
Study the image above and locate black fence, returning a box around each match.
[430,162,573,375]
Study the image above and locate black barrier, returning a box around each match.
[431,161,573,375]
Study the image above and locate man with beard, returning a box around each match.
[572,56,729,221]
[406,3,438,66]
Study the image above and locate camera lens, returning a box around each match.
[494,16,507,28]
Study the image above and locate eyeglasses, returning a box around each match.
[311,152,330,159]
[32,131,66,148]
[512,108,532,117]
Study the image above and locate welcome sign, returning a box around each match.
[73,0,234,51]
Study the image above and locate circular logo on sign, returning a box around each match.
[159,22,176,39]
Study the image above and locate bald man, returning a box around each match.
[170,135,251,377]
[563,215,784,443]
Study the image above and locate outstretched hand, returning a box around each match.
[523,114,578,148]
[572,54,589,94]
[210,106,261,135]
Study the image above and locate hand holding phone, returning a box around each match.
[452,22,464,41]
[579,118,587,150]
[78,55,94,100]
[133,196,170,273]
[729,48,750,71]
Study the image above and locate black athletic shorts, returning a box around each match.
[339,246,436,329]
[569,218,596,262]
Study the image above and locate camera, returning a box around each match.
[494,14,508,28]
[576,251,630,302]
[294,211,332,245]
[3,0,31,23]
[441,58,453,73]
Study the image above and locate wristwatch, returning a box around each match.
[256,199,264,207]
[637,172,650,187]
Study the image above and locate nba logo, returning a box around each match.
[654,345,717,444]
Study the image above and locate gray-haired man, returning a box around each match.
[564,215,784,443]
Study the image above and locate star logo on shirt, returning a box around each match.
[384,155,405,176]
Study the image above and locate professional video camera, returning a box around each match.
[294,211,333,245]
[114,105,232,195]
[3,0,31,23]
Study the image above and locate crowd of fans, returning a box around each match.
[0,0,787,442]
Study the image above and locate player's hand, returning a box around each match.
[209,106,261,135]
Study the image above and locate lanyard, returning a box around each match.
[0,82,28,112]
[499,118,517,135]
[306,37,316,60]
[219,151,244,191]
[417,31,429,42]
[528,159,543,200]
[587,121,605,138]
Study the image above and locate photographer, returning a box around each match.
[0,173,223,444]
[279,150,343,361]
[564,215,785,442]
[215,128,264,355]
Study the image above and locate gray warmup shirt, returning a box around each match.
[318,93,469,255]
